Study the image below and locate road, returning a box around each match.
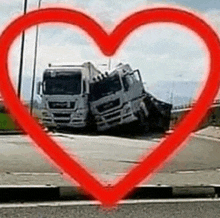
[0,133,219,173]
[0,129,220,217]
[1,199,220,217]
[0,131,219,185]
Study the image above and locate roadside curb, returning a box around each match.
[0,130,24,135]
[0,185,218,202]
[127,185,216,199]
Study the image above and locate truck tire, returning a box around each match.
[86,112,97,132]
[138,109,150,133]
[155,116,170,133]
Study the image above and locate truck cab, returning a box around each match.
[89,64,147,131]
[37,62,100,130]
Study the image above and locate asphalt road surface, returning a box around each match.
[0,131,220,217]
[0,133,219,175]
[1,199,220,218]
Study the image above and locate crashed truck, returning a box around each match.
[37,62,172,132]
[89,63,172,132]
[37,62,102,130]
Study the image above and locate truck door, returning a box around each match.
[130,70,144,97]
[122,70,144,102]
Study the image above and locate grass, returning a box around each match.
[0,113,17,130]
[0,106,43,131]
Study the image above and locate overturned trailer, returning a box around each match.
[141,92,172,132]
[90,63,172,132]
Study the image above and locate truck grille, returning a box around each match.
[53,113,71,118]
[104,112,121,120]
[97,99,120,113]
[107,118,120,125]
[55,120,70,124]
[49,102,75,109]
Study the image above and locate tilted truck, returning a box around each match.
[89,63,172,132]
[37,62,101,130]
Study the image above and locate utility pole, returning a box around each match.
[17,0,28,99]
[30,0,42,115]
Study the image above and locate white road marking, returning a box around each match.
[175,171,199,174]
[193,134,220,142]
[1,198,220,208]
[11,172,62,176]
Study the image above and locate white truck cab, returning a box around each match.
[89,63,147,131]
[89,63,172,132]
[37,62,101,130]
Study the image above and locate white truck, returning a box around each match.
[89,63,172,132]
[37,62,101,130]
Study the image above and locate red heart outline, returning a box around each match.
[0,7,219,207]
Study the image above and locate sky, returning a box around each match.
[0,0,220,104]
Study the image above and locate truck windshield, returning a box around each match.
[90,74,122,101]
[42,71,81,95]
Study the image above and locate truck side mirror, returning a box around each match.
[37,82,42,96]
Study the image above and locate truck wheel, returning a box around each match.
[86,113,97,133]
[157,117,167,132]
[138,109,150,133]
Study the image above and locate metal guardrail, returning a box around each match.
[172,99,220,111]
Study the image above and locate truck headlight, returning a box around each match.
[123,102,131,114]
[42,111,50,117]
[42,102,47,110]
[71,109,85,118]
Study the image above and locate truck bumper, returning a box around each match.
[96,110,138,131]
[42,118,87,129]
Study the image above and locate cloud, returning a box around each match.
[2,0,218,101]
[204,9,220,33]
[111,24,207,85]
